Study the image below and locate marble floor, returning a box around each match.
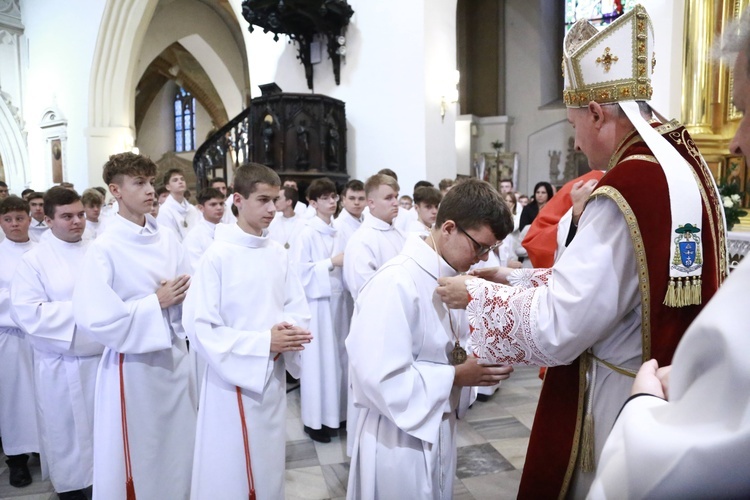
[0,366,542,500]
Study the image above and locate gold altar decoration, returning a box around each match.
[683,0,750,229]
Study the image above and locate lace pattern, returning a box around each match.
[466,278,561,366]
[507,268,552,289]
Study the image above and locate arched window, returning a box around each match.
[174,87,196,152]
[565,0,637,32]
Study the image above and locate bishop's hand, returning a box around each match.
[436,275,473,309]
[468,266,513,284]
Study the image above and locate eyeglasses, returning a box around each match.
[457,225,500,258]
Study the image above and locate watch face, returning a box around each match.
[337,35,346,45]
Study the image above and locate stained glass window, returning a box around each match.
[174,87,196,152]
[564,0,637,32]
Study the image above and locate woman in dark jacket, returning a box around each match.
[518,181,554,232]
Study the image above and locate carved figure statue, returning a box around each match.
[296,124,309,167]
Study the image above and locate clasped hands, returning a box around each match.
[436,266,512,309]
[270,322,313,354]
[631,358,672,400]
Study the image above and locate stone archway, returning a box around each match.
[0,92,29,189]
[86,0,159,187]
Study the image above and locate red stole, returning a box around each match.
[523,170,605,269]
[517,122,726,499]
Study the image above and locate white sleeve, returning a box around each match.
[73,246,172,354]
[347,270,455,444]
[11,257,75,352]
[182,255,275,395]
[343,237,377,301]
[290,231,333,300]
[468,197,640,366]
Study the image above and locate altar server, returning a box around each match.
[183,187,225,271]
[81,188,106,241]
[27,191,48,242]
[183,163,311,500]
[73,153,197,500]
[343,174,406,300]
[0,196,39,488]
[290,177,347,443]
[11,187,103,500]
[268,185,303,251]
[346,179,514,499]
[333,179,366,249]
[156,167,201,242]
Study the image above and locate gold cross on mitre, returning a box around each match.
[596,47,619,72]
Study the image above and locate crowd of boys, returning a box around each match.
[1,152,520,499]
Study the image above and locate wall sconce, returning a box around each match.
[441,70,460,123]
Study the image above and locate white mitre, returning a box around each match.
[563,4,655,108]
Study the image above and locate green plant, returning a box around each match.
[718,183,748,231]
[490,140,503,150]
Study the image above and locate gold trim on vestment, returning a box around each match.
[590,185,652,360]
[619,154,658,164]
[558,358,589,500]
[675,128,729,284]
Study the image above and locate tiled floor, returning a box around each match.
[0,366,542,500]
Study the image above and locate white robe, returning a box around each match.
[346,234,471,500]
[268,211,303,251]
[342,213,406,300]
[466,197,642,497]
[589,257,750,499]
[82,218,106,241]
[183,218,217,272]
[0,238,39,455]
[28,218,49,242]
[183,223,310,500]
[392,205,416,233]
[156,194,201,242]
[11,235,103,492]
[182,218,217,395]
[405,218,431,236]
[290,216,348,430]
[333,208,363,257]
[221,196,237,225]
[73,214,197,500]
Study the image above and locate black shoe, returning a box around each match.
[475,393,490,402]
[304,425,331,443]
[6,454,32,488]
[322,424,339,436]
[58,489,88,500]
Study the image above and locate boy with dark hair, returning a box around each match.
[155,185,169,205]
[81,188,105,240]
[73,152,197,499]
[0,180,8,199]
[183,187,225,271]
[438,177,455,195]
[183,163,311,499]
[289,177,347,443]
[21,188,34,200]
[27,191,48,242]
[406,186,443,234]
[156,167,200,242]
[11,187,103,499]
[211,177,236,224]
[346,179,514,498]
[268,185,302,250]
[334,179,365,247]
[0,196,39,488]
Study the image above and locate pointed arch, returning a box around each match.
[0,94,29,189]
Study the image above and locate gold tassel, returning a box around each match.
[581,412,595,472]
[663,278,676,307]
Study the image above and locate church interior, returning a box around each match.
[1,0,749,498]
